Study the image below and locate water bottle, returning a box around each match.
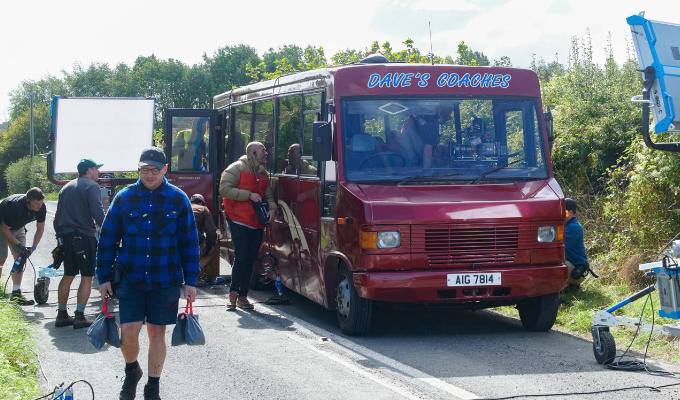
[64,386,73,400]
[11,254,24,274]
[54,385,64,400]
[39,265,63,278]
[274,277,283,296]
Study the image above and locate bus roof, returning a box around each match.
[213,68,336,109]
[213,63,540,109]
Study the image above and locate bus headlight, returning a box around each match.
[377,231,400,248]
[537,226,557,243]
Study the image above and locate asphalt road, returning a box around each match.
[3,200,680,399]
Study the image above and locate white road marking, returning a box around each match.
[286,332,430,400]
[253,300,480,400]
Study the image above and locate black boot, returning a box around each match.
[143,383,161,400]
[73,311,93,329]
[10,290,34,306]
[55,310,74,327]
[120,364,143,400]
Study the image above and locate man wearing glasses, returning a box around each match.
[96,147,200,400]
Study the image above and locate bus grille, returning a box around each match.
[413,225,519,266]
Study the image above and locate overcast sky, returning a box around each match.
[1,0,679,122]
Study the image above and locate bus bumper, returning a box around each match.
[352,265,567,303]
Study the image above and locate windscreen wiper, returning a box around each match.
[397,173,462,186]
[471,158,525,184]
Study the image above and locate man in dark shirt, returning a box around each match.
[564,198,589,291]
[0,187,46,305]
[190,194,221,285]
[53,158,105,329]
[400,105,453,168]
[96,147,199,400]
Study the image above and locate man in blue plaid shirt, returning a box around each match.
[96,147,199,400]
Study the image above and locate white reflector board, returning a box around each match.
[628,14,680,133]
[52,97,155,173]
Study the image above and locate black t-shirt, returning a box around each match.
[0,194,47,230]
[401,115,440,165]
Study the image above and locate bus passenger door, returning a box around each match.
[295,175,322,303]
[294,93,324,303]
[272,174,303,294]
[164,109,219,213]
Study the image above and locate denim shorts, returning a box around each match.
[116,277,181,325]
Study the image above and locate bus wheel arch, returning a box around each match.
[335,262,373,335]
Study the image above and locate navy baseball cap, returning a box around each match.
[190,194,206,205]
[565,198,578,211]
[138,147,167,169]
[77,158,103,174]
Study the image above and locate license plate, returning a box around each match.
[447,273,502,287]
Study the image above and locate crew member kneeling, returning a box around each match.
[564,198,589,291]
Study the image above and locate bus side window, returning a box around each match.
[223,109,231,168]
[277,96,302,174]
[233,104,251,160]
[302,93,322,176]
[254,100,275,171]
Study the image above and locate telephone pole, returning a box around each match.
[30,88,34,159]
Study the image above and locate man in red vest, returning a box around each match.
[219,141,276,310]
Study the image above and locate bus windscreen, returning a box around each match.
[341,98,548,184]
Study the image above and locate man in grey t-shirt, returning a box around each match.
[53,158,105,328]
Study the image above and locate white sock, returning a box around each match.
[13,285,21,291]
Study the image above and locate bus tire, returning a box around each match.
[336,265,373,335]
[517,291,560,331]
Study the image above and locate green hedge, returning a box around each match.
[5,156,60,196]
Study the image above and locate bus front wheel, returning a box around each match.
[516,292,560,331]
[336,266,373,335]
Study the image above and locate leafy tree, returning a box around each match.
[300,46,327,70]
[530,53,565,83]
[9,77,69,121]
[203,44,260,93]
[331,48,365,65]
[544,35,640,195]
[493,56,513,67]
[263,45,304,73]
[455,41,490,66]
[65,63,113,96]
[110,63,138,97]
[0,105,51,195]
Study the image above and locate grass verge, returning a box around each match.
[497,278,680,364]
[44,192,58,201]
[0,289,40,400]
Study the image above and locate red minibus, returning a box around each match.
[164,57,568,335]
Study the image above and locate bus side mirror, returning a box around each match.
[544,106,554,154]
[312,122,332,161]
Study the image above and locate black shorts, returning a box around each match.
[62,234,97,277]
